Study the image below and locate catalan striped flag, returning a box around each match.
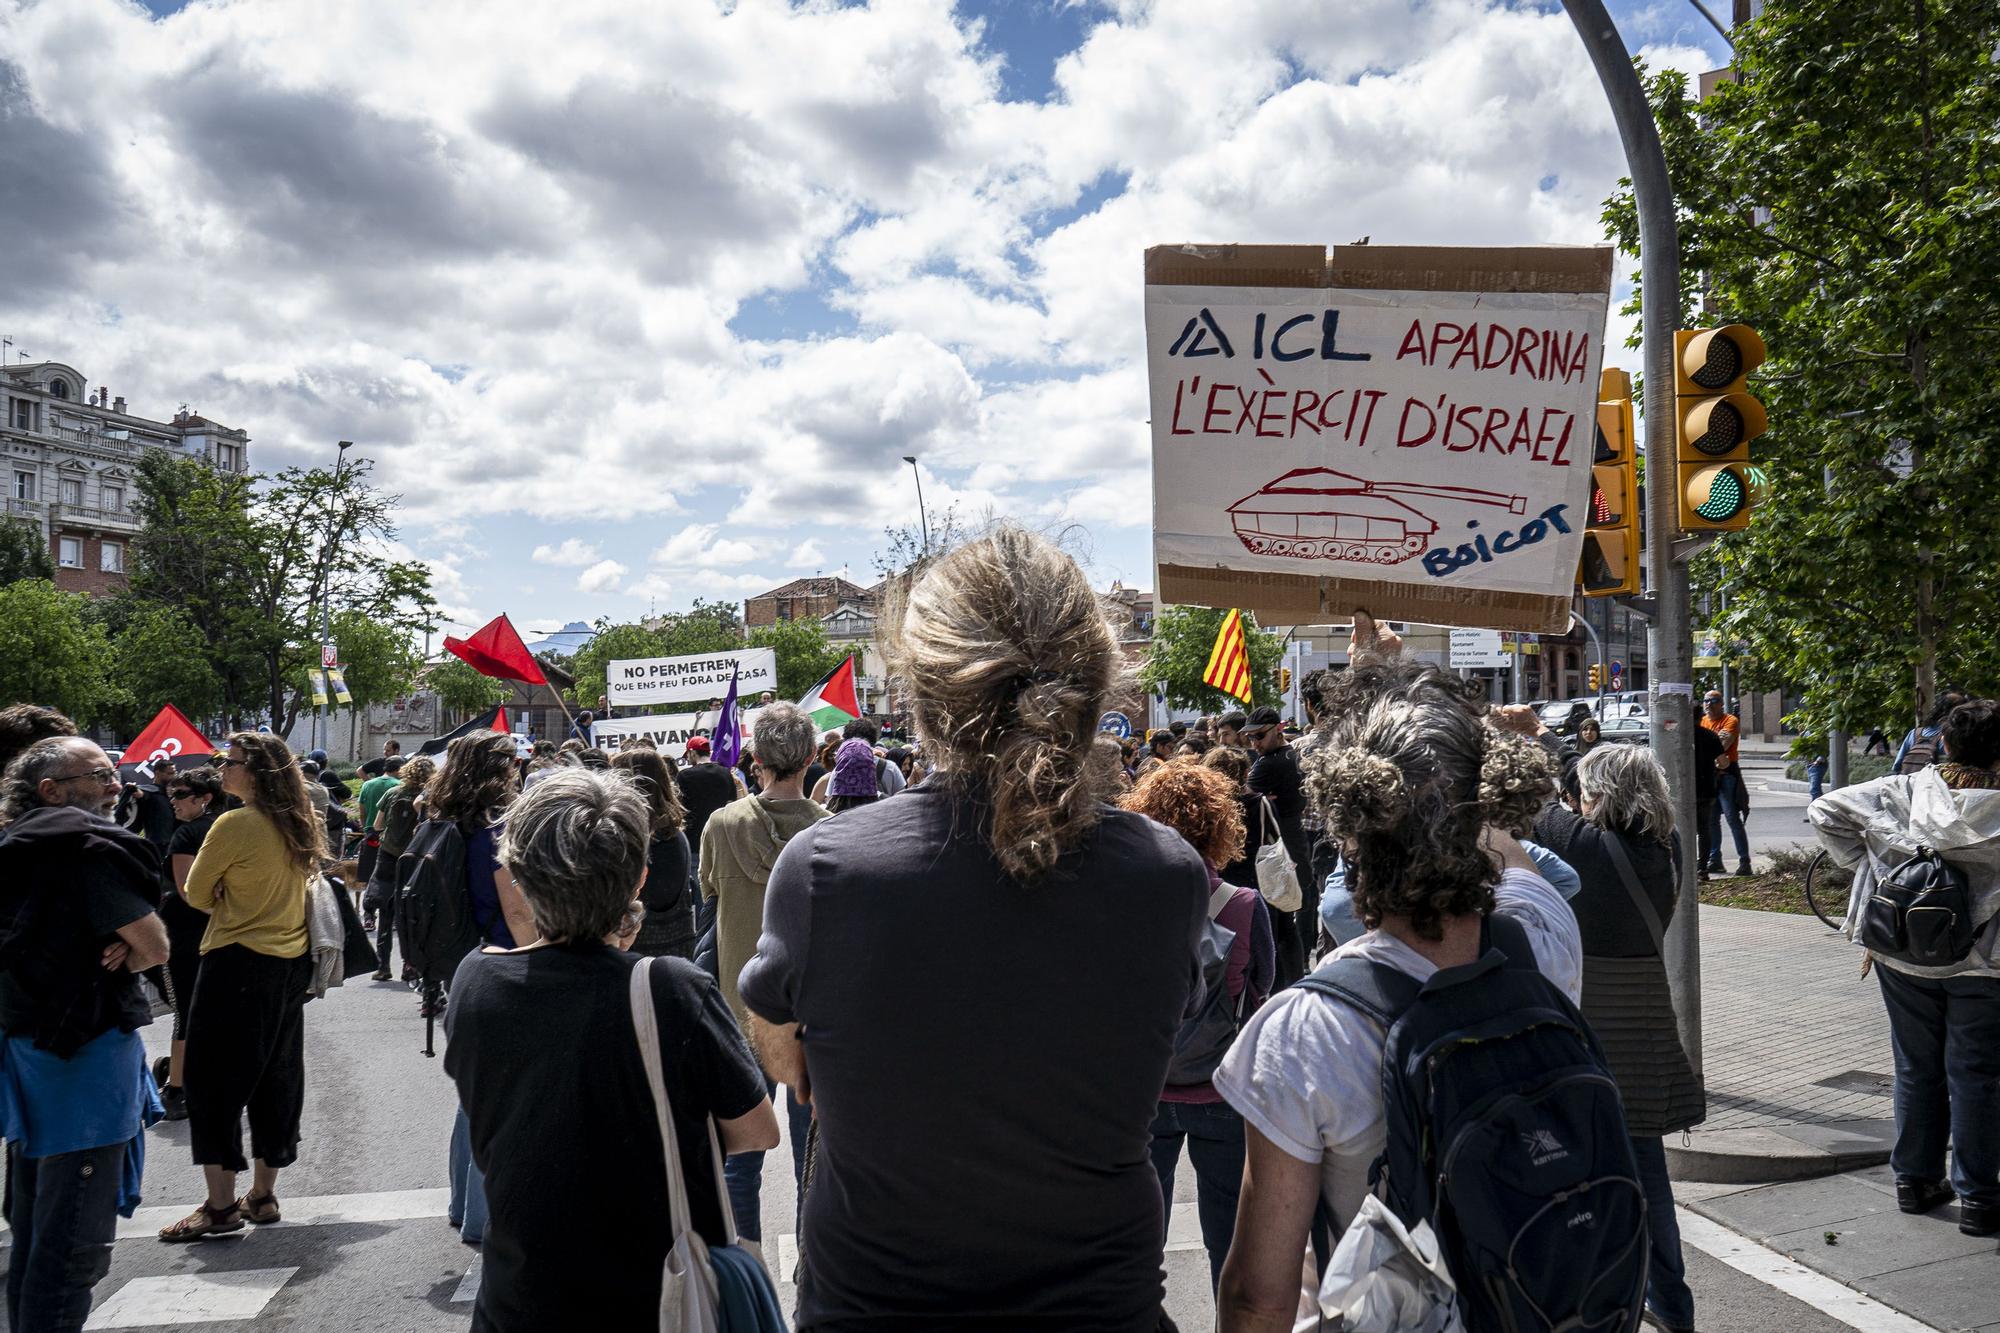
[1202,609,1254,703]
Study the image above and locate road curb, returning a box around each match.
[1666,1119,1894,1184]
[1764,776,1812,794]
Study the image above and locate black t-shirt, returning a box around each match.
[674,762,738,857]
[160,811,218,928]
[444,945,765,1332]
[1692,724,1723,802]
[641,828,692,916]
[0,811,160,1054]
[739,785,1208,1330]
[1249,744,1309,862]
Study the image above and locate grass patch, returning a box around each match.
[1699,845,1849,919]
[1784,753,1894,784]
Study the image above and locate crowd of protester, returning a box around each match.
[3,526,1998,1331]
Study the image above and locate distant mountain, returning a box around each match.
[524,621,597,656]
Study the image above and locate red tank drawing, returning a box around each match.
[1227,468,1528,565]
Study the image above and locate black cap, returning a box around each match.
[1247,705,1283,728]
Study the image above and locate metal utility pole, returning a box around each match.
[1561,0,1703,1078]
[901,455,931,557]
[316,440,353,756]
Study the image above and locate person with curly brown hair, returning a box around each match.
[1213,630,1580,1331]
[1121,760,1275,1290]
[160,732,324,1242]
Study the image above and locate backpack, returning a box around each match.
[395,818,478,982]
[1897,729,1943,776]
[1165,883,1243,1086]
[1856,847,1977,967]
[1296,915,1647,1333]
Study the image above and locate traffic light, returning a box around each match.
[1588,664,1602,691]
[1675,325,1767,531]
[1280,667,1293,693]
[1579,367,1640,596]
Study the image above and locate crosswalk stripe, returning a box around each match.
[115,1188,449,1241]
[1675,1208,1936,1333]
[85,1267,297,1329]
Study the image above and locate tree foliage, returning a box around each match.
[425,659,509,713]
[0,580,120,723]
[0,515,52,583]
[1602,1,2000,737]
[333,610,421,711]
[91,598,224,738]
[128,452,435,734]
[1140,605,1286,713]
[746,617,846,700]
[566,601,745,707]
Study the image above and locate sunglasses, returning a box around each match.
[212,756,246,768]
[168,789,197,800]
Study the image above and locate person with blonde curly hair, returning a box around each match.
[1213,623,1582,1329]
[1121,760,1275,1290]
[739,526,1209,1329]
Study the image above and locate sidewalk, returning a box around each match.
[1680,1169,2000,1332]
[1670,904,1896,1183]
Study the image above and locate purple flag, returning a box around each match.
[713,666,744,770]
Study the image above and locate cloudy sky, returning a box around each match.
[1,0,1726,637]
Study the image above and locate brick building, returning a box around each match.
[2,358,249,596]
[742,575,877,629]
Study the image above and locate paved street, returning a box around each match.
[6,958,1919,1331]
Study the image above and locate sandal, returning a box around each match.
[239,1190,281,1224]
[159,1200,244,1242]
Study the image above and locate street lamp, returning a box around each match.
[901,454,931,558]
[315,440,353,752]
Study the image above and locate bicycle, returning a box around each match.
[1804,848,1854,931]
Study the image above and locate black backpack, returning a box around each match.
[1857,848,1977,967]
[1297,915,1647,1333]
[1165,884,1242,1086]
[395,818,478,983]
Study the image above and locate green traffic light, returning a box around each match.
[1695,468,1745,519]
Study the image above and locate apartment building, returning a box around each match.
[1,358,249,595]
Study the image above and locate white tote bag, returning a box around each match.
[1254,795,1302,913]
[629,959,724,1333]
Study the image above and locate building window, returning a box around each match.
[58,537,82,569]
[101,541,123,573]
[48,379,69,400]
[12,471,33,501]
[59,478,82,506]
[215,442,241,471]
[102,485,123,512]
[9,400,28,430]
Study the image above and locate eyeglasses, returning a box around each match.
[212,756,246,768]
[52,767,119,787]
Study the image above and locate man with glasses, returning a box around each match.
[0,737,171,1332]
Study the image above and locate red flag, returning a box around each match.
[121,704,215,775]
[443,614,548,687]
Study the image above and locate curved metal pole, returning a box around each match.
[1560,0,1702,1079]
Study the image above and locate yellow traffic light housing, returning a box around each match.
[1675,326,1767,531]
[1580,368,1640,596]
[1588,664,1602,691]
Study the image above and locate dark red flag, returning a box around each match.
[442,614,548,687]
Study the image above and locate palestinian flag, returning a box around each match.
[798,657,860,732]
[419,704,510,757]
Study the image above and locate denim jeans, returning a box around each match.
[1629,1134,1695,1329]
[1146,1099,1247,1290]
[449,1104,489,1245]
[721,1085,812,1241]
[1715,769,1751,866]
[1877,967,2000,1206]
[4,1140,125,1333]
[1697,799,1719,872]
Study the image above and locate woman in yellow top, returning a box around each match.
[159,732,323,1241]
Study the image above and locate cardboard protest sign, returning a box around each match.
[592,707,765,759]
[1145,244,1613,633]
[605,648,778,708]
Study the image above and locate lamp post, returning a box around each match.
[316,440,352,754]
[901,455,930,558]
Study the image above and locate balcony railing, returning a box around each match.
[50,502,137,529]
[4,497,45,518]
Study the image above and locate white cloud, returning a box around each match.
[0,0,1717,625]
[531,538,601,566]
[577,558,629,594]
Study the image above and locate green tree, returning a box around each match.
[568,622,668,711]
[566,602,747,708]
[426,659,508,713]
[746,617,845,700]
[333,611,421,713]
[93,597,224,737]
[1140,605,1286,713]
[0,515,53,583]
[0,580,121,722]
[1603,1,2000,738]
[129,452,435,734]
